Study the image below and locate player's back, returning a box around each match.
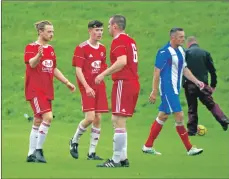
[110,34,138,81]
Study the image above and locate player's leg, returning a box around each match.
[97,114,126,168]
[142,111,168,155]
[70,111,95,159]
[174,111,203,156]
[35,110,53,163]
[87,83,109,160]
[26,117,42,162]
[70,89,96,159]
[87,113,103,160]
[29,96,53,163]
[184,83,199,135]
[97,80,130,167]
[199,85,229,131]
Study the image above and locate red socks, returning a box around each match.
[145,118,164,147]
[176,125,192,151]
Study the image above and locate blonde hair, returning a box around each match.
[34,20,52,34]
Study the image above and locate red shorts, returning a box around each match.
[112,80,140,117]
[80,83,108,113]
[29,95,52,119]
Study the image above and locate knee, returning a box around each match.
[158,114,169,122]
[174,112,184,124]
[44,115,53,124]
[34,118,42,126]
[95,113,101,121]
[93,113,101,126]
[85,112,95,123]
[112,115,126,129]
[42,112,53,124]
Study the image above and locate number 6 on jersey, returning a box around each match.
[131,43,138,63]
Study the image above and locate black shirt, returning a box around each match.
[184,44,217,88]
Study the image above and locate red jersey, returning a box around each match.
[110,33,139,81]
[24,42,57,101]
[72,41,107,88]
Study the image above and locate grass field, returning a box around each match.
[2,1,229,178]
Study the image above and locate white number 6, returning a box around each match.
[131,43,138,63]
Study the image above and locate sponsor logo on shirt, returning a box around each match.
[42,60,53,67]
[42,60,53,73]
[91,60,101,69]
[91,60,101,74]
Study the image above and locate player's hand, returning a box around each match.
[196,81,205,90]
[37,45,43,57]
[95,74,105,85]
[211,87,216,93]
[149,90,157,104]
[66,81,76,92]
[85,86,95,98]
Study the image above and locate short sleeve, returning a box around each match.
[101,49,107,72]
[24,45,36,64]
[72,46,86,67]
[155,50,168,70]
[112,44,127,58]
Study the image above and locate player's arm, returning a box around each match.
[101,55,127,76]
[205,52,217,88]
[72,46,95,97]
[29,46,43,68]
[183,67,204,89]
[75,67,90,89]
[54,68,76,92]
[149,50,167,103]
[24,45,42,68]
[152,67,161,94]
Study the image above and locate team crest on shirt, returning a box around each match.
[100,52,104,57]
[51,51,55,56]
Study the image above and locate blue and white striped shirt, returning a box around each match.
[155,42,187,95]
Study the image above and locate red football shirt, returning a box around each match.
[110,33,139,81]
[72,41,107,89]
[24,42,57,101]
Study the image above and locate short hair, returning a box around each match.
[88,20,103,29]
[110,15,126,30]
[170,27,184,36]
[34,20,52,32]
[187,36,197,43]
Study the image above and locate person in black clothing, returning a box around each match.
[183,36,229,136]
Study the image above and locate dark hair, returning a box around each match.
[110,15,126,30]
[88,20,103,29]
[170,27,184,36]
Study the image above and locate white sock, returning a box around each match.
[120,132,127,161]
[36,121,50,149]
[112,128,127,163]
[89,125,101,155]
[72,121,86,143]
[28,125,39,156]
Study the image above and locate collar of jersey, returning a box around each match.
[113,33,127,39]
[35,41,49,48]
[87,40,100,49]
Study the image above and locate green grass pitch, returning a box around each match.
[2,1,229,178]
